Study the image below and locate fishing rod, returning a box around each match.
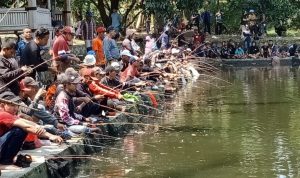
[0,98,40,111]
[0,58,53,91]
[96,103,163,119]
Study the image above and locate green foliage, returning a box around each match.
[144,0,175,18]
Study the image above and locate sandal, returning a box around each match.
[14,154,32,168]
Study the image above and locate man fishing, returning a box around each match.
[0,40,32,96]
[0,91,63,168]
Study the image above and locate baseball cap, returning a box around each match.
[105,66,117,73]
[97,27,106,33]
[121,50,133,58]
[80,68,98,80]
[107,26,115,32]
[20,77,39,91]
[61,73,82,84]
[111,62,120,71]
[0,91,21,103]
[87,50,96,56]
[249,9,255,13]
[82,54,96,66]
[63,26,76,35]
[92,67,106,75]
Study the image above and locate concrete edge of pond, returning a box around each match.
[221,57,300,68]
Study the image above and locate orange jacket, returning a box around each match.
[88,81,121,99]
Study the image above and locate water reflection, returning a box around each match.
[76,67,300,178]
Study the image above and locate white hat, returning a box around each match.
[121,50,133,57]
[83,54,96,66]
[111,61,120,70]
[171,48,180,54]
[249,9,254,13]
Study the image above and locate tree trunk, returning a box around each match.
[91,0,110,27]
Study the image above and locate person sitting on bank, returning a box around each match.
[54,72,100,134]
[248,41,260,59]
[0,91,63,167]
[234,44,245,59]
[19,77,66,134]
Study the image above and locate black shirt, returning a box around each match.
[248,46,259,54]
[21,41,48,78]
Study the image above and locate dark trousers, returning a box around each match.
[0,127,27,164]
[215,23,223,35]
[81,101,104,118]
[203,22,211,34]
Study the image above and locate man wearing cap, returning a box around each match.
[21,27,52,81]
[52,26,80,72]
[19,77,66,132]
[120,56,141,83]
[103,26,120,64]
[92,27,106,68]
[0,40,32,96]
[122,29,140,55]
[0,91,63,166]
[80,11,97,52]
[120,50,133,72]
[54,73,100,134]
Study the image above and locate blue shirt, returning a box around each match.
[103,36,120,61]
[111,12,122,31]
[235,48,245,55]
[160,32,170,49]
[16,40,28,57]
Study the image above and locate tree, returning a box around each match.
[88,0,143,30]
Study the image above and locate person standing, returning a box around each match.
[16,28,32,61]
[215,10,223,35]
[160,30,170,50]
[111,8,122,32]
[103,26,120,64]
[80,11,96,52]
[52,26,80,72]
[202,10,211,34]
[21,27,53,85]
[92,27,106,68]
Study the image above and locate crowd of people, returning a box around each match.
[0,11,201,172]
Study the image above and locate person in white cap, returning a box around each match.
[81,54,96,67]
[120,50,133,72]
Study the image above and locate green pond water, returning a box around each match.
[75,67,300,178]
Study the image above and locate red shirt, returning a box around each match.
[0,111,17,137]
[120,65,139,82]
[52,35,70,59]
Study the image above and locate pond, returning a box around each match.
[75,67,300,178]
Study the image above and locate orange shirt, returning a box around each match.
[92,37,106,65]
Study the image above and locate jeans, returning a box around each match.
[0,127,27,164]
